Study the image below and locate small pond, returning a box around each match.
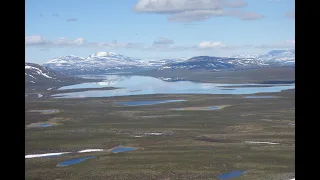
[38,123,53,127]
[111,147,137,153]
[57,156,96,167]
[217,170,247,180]
[26,123,54,128]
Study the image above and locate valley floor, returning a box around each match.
[135,67,295,84]
[25,88,295,180]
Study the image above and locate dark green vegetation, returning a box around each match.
[25,87,295,180]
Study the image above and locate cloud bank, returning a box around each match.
[25,35,294,51]
[133,0,264,22]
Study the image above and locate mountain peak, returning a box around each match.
[89,52,117,58]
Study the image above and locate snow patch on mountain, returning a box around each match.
[25,65,55,79]
[42,50,294,74]
[43,52,190,75]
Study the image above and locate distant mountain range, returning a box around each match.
[159,49,295,71]
[43,52,189,75]
[41,49,294,75]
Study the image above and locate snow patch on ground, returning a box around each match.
[25,152,70,158]
[245,141,279,145]
[145,132,163,136]
[77,149,104,153]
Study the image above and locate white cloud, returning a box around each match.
[26,36,294,52]
[134,0,247,13]
[55,37,86,46]
[198,41,226,48]
[168,9,225,22]
[25,35,48,45]
[284,40,295,45]
[153,37,175,45]
[134,0,263,22]
[25,36,86,46]
[225,10,264,20]
[74,38,86,45]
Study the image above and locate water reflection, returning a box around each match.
[54,75,295,98]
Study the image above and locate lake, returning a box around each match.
[38,123,53,127]
[217,170,247,180]
[53,75,295,98]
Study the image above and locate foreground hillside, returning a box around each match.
[25,89,295,180]
[25,63,94,92]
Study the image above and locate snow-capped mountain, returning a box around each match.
[143,58,189,67]
[25,63,60,85]
[25,62,88,87]
[158,49,294,71]
[43,52,147,75]
[158,56,268,71]
[43,52,189,75]
[230,49,295,66]
[257,49,295,66]
[43,50,294,75]
[229,54,259,59]
[159,56,235,71]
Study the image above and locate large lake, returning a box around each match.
[53,75,295,98]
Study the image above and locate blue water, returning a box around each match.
[117,100,186,106]
[111,147,137,153]
[53,75,295,98]
[204,106,221,110]
[57,156,96,167]
[38,123,53,127]
[217,170,247,180]
[244,96,277,99]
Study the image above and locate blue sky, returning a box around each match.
[26,0,295,64]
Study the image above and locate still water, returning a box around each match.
[53,75,295,98]
[56,156,96,167]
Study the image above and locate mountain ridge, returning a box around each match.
[42,50,295,75]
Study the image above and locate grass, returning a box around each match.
[25,87,294,180]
